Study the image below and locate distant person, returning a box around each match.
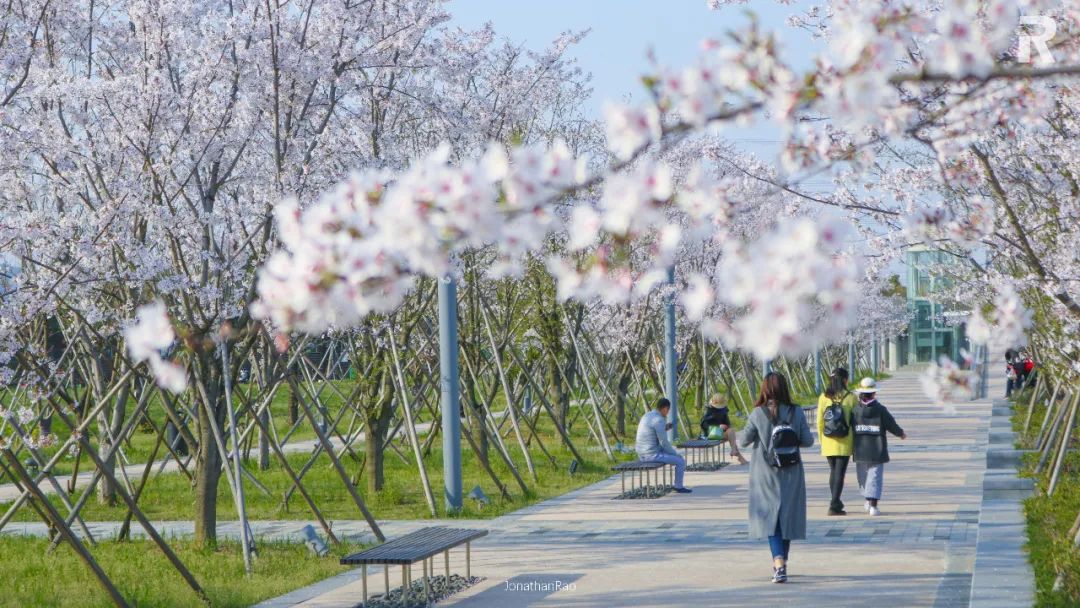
[1004,348,1020,397]
[738,372,814,583]
[699,393,748,465]
[635,398,692,493]
[1019,350,1036,389]
[851,378,907,516]
[817,367,855,516]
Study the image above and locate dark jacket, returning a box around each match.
[700,406,732,437]
[852,400,904,464]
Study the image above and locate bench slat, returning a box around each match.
[611,461,665,471]
[676,439,723,448]
[341,527,488,565]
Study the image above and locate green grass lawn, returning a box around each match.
[0,535,363,608]
[1011,390,1080,606]
[4,416,628,522]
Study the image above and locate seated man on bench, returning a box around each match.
[635,398,692,493]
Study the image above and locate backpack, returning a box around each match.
[822,392,850,438]
[766,405,801,468]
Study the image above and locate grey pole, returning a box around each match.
[664,267,679,443]
[848,335,856,377]
[872,332,879,377]
[814,348,823,394]
[438,275,463,512]
[761,358,773,395]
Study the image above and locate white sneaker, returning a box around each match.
[864,500,871,513]
[869,506,881,516]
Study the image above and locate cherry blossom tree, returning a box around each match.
[0,0,593,545]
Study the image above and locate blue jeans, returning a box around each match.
[644,452,685,488]
[768,519,790,560]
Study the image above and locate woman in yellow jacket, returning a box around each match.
[817,367,856,516]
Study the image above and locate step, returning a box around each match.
[992,398,1011,407]
[990,417,1015,430]
[983,473,1034,492]
[991,405,1013,417]
[984,488,1034,500]
[988,431,1016,445]
[986,449,1033,469]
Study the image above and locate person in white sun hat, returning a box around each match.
[850,378,907,516]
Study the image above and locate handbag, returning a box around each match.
[707,425,725,440]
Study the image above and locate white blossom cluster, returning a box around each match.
[698,217,862,359]
[920,354,979,413]
[123,302,188,393]
[904,196,996,250]
[966,284,1034,351]
[251,142,585,334]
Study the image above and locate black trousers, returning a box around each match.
[827,455,850,512]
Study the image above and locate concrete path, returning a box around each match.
[256,367,1003,607]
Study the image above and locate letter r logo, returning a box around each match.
[1018,16,1056,65]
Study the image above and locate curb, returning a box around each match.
[969,400,1035,607]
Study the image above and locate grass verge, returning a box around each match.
[0,535,363,608]
[1011,387,1080,606]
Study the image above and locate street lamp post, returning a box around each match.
[664,267,679,443]
[438,275,462,513]
[814,348,823,394]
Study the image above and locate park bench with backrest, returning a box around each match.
[340,526,487,605]
[611,460,674,497]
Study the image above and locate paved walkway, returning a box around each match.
[267,367,999,607]
[4,368,1015,607]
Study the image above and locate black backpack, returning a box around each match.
[766,405,801,468]
[822,392,851,438]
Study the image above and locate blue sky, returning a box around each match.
[449,0,820,155]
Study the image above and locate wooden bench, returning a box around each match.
[611,460,671,497]
[676,438,726,467]
[340,526,487,604]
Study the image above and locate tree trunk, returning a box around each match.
[288,386,300,425]
[98,384,129,506]
[363,373,395,494]
[364,424,386,493]
[194,370,226,547]
[615,371,632,436]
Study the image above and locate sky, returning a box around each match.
[448,2,907,277]
[448,0,821,157]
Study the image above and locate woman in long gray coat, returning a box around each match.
[737,372,814,583]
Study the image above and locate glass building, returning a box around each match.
[903,246,966,363]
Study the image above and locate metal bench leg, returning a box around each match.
[466,541,472,580]
[621,470,625,494]
[646,469,651,498]
[362,565,368,604]
[402,565,409,602]
[385,565,390,597]
[445,549,450,581]
[423,558,431,602]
